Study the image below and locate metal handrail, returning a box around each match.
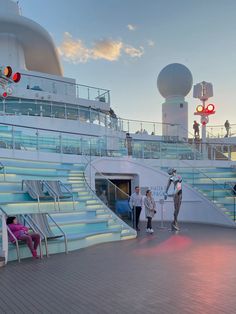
[47,213,68,254]
[41,181,59,211]
[21,214,43,259]
[58,181,75,210]
[21,73,110,95]
[82,171,133,231]
[82,155,135,231]
[0,161,6,181]
[180,124,232,161]
[83,154,130,199]
[0,207,43,262]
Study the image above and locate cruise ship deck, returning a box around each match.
[1,222,236,314]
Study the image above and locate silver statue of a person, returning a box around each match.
[164,168,182,231]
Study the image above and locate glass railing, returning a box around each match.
[0,121,235,161]
[0,122,127,157]
[207,124,236,138]
[0,98,180,135]
[20,73,110,104]
[171,165,236,222]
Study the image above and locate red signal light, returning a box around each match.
[12,72,21,83]
[2,92,8,98]
[3,66,12,78]
[206,104,215,113]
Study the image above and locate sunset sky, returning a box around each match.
[19,0,236,127]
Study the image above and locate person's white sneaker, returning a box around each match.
[150,228,154,233]
[146,228,150,233]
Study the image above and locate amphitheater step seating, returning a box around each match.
[0,158,136,262]
[174,167,236,222]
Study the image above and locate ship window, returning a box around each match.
[66,106,78,120]
[52,104,65,119]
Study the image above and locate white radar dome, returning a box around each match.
[157,63,193,98]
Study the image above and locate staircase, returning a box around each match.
[0,158,136,262]
[176,167,236,222]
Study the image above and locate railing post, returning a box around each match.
[36,129,39,151]
[212,182,215,201]
[89,139,92,187]
[88,87,90,100]
[3,99,5,113]
[59,134,62,154]
[12,126,15,150]
[234,196,236,222]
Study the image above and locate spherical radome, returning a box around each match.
[157,63,193,98]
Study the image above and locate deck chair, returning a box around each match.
[43,180,75,210]
[22,180,57,211]
[26,213,67,256]
[29,213,61,239]
[23,180,47,199]
[44,181,72,198]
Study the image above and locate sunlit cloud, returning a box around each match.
[127,24,137,31]
[147,39,155,47]
[92,39,123,61]
[58,32,144,63]
[124,45,144,58]
[57,32,90,63]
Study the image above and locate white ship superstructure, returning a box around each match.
[0,0,236,263]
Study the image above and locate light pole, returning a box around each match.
[193,81,215,156]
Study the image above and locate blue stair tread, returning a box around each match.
[66,228,121,240]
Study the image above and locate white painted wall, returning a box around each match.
[88,157,235,227]
[0,146,235,227]
[162,96,188,140]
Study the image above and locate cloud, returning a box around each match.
[58,32,144,63]
[147,39,155,47]
[57,32,90,63]
[92,39,123,61]
[124,46,144,58]
[127,24,137,31]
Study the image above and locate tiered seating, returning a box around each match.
[175,167,236,221]
[0,158,136,262]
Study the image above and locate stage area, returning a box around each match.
[0,222,236,314]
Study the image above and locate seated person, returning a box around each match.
[6,216,40,259]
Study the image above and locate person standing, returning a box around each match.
[193,120,200,138]
[224,120,230,137]
[164,168,182,231]
[99,190,108,206]
[125,133,133,156]
[129,186,143,231]
[144,190,156,234]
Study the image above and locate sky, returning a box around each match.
[18,0,236,127]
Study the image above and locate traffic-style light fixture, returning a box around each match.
[194,103,215,116]
[0,65,21,83]
[196,105,204,113]
[2,91,8,98]
[12,72,21,83]
[3,66,12,78]
[0,65,21,98]
[205,103,215,115]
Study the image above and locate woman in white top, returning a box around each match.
[144,190,156,234]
